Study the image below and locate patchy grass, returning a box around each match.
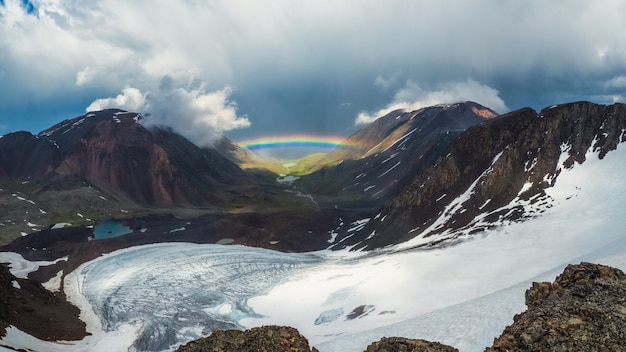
[218,185,319,213]
[240,152,340,176]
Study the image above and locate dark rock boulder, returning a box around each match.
[174,325,319,352]
[486,262,626,351]
[364,337,458,352]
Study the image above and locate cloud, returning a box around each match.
[86,87,146,112]
[86,84,250,146]
[605,76,626,88]
[142,86,251,146]
[75,66,96,86]
[355,79,508,124]
[2,0,626,137]
[374,72,402,92]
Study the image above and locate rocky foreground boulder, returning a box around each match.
[175,325,319,352]
[487,262,626,351]
[175,262,626,352]
[364,337,458,352]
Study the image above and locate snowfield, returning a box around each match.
[1,143,626,352]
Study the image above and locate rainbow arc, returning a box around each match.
[238,134,360,150]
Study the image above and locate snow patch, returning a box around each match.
[0,253,68,279]
[378,161,401,178]
[42,270,63,292]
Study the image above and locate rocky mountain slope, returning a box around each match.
[295,102,497,208]
[340,101,626,250]
[0,102,496,247]
[0,264,86,342]
[36,109,248,207]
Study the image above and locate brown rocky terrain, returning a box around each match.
[0,264,86,342]
[39,110,248,207]
[487,262,626,351]
[364,337,458,352]
[174,325,319,352]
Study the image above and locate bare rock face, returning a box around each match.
[364,337,458,352]
[174,325,319,352]
[487,262,626,351]
[0,109,249,208]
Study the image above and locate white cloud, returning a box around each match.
[86,84,251,146]
[86,87,146,112]
[606,76,626,88]
[374,73,401,91]
[355,79,508,125]
[142,86,251,146]
[75,66,96,86]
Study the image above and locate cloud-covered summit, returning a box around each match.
[86,84,250,147]
[355,79,508,125]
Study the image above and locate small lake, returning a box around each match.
[93,220,133,239]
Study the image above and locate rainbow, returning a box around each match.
[237,134,360,150]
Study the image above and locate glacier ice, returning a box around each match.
[77,244,322,351]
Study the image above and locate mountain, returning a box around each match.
[294,102,497,209]
[37,109,248,206]
[0,109,296,245]
[340,101,626,250]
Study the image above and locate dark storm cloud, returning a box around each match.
[1,0,625,143]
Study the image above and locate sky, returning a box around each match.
[1,0,625,152]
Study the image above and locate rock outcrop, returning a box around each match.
[0,264,86,341]
[174,325,319,352]
[487,262,626,351]
[364,337,458,352]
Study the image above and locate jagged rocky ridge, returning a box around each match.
[173,262,626,352]
[343,101,626,250]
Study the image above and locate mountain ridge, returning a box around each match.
[342,101,626,250]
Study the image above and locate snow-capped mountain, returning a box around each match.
[340,101,626,250]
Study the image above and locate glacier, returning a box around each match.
[73,244,323,351]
